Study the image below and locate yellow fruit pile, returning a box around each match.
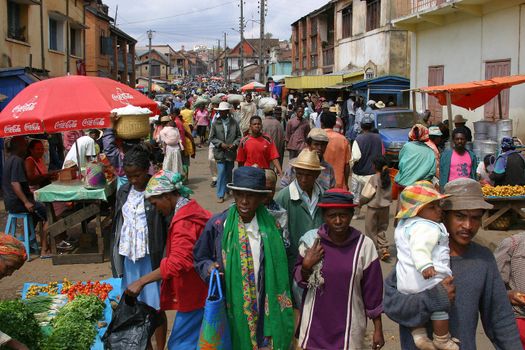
[26,281,58,297]
[482,185,525,197]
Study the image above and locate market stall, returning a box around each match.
[0,278,121,350]
[481,185,525,230]
[34,179,117,265]
[0,76,158,264]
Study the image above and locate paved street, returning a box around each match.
[0,145,509,349]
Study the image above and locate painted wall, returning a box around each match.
[267,62,292,76]
[408,1,525,139]
[85,10,110,77]
[0,0,84,77]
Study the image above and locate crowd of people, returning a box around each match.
[2,80,525,350]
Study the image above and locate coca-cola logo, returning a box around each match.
[54,120,78,130]
[4,125,22,134]
[24,122,41,132]
[111,88,134,105]
[82,118,105,127]
[12,96,38,119]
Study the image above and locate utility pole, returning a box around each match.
[147,29,154,97]
[217,39,221,75]
[224,32,228,82]
[240,0,245,85]
[259,0,265,83]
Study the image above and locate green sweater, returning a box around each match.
[275,181,324,278]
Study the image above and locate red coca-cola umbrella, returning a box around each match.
[0,75,158,137]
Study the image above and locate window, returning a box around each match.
[151,64,160,77]
[484,59,511,120]
[366,0,381,32]
[365,68,375,79]
[342,5,353,38]
[49,17,64,51]
[428,65,444,121]
[70,27,82,57]
[100,36,112,55]
[7,1,28,42]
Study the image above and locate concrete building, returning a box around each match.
[394,0,525,137]
[226,38,280,83]
[1,0,86,77]
[267,41,292,80]
[288,0,409,89]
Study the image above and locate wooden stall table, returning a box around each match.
[482,196,525,230]
[34,179,116,265]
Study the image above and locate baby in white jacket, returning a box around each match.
[395,181,458,350]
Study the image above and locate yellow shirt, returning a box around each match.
[181,108,194,126]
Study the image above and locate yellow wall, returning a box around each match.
[0,0,84,77]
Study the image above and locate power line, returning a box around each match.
[122,1,236,25]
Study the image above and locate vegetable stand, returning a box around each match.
[34,179,116,265]
[482,196,525,230]
[21,278,122,350]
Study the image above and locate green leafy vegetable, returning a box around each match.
[42,295,104,350]
[0,300,42,349]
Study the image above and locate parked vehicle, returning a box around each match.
[365,108,419,165]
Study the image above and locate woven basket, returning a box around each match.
[115,114,150,140]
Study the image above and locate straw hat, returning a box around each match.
[160,115,171,123]
[321,102,330,109]
[289,149,325,171]
[329,106,338,113]
[453,114,468,123]
[395,181,450,219]
[336,97,344,102]
[214,101,231,111]
[307,128,329,142]
[375,101,386,109]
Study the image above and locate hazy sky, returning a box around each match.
[102,0,324,50]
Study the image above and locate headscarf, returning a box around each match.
[501,136,515,151]
[144,170,193,199]
[494,137,525,175]
[0,233,27,265]
[408,124,429,142]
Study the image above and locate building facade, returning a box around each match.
[85,1,111,78]
[394,0,525,136]
[135,48,169,81]
[289,0,409,89]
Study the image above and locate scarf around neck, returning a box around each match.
[222,205,293,350]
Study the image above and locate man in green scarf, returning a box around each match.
[194,166,294,350]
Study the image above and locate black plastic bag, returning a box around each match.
[102,294,160,350]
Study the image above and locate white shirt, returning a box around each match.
[294,179,321,216]
[63,135,97,169]
[245,216,261,295]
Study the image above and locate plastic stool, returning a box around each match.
[5,213,37,261]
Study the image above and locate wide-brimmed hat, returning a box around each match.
[453,114,468,123]
[329,106,338,113]
[336,97,344,102]
[227,167,272,193]
[160,115,171,123]
[307,128,329,142]
[318,188,357,208]
[321,102,330,109]
[375,101,386,109]
[429,126,443,136]
[289,149,325,171]
[441,178,493,211]
[396,181,450,219]
[214,101,231,111]
[367,100,377,106]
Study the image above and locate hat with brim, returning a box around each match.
[396,181,450,219]
[226,166,272,193]
[214,101,231,111]
[429,126,443,136]
[375,101,386,109]
[441,178,493,210]
[321,102,330,109]
[336,97,344,102]
[289,149,325,171]
[307,128,329,142]
[160,115,171,123]
[318,188,357,208]
[453,114,468,123]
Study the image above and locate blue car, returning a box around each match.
[364,108,419,165]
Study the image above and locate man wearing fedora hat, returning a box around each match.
[453,115,472,142]
[275,149,325,305]
[209,101,242,203]
[281,128,336,191]
[194,166,294,350]
[384,178,521,350]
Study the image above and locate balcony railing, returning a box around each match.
[395,0,449,17]
[322,47,334,67]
